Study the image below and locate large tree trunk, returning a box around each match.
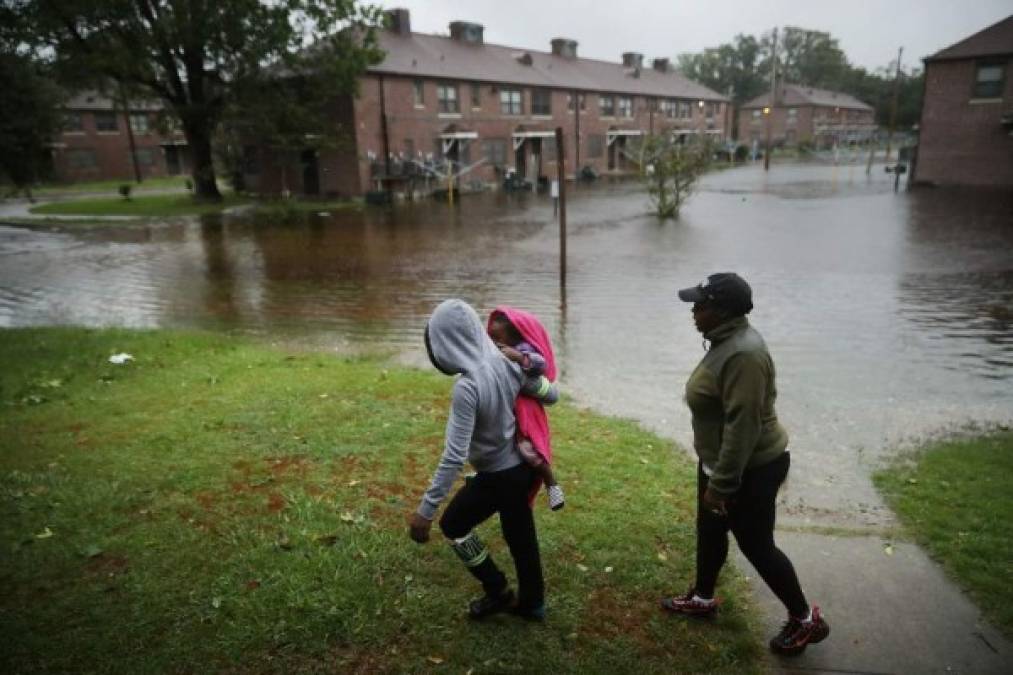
[183,119,222,201]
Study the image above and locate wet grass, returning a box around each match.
[874,431,1013,635]
[0,328,763,674]
[28,193,252,217]
[29,176,191,196]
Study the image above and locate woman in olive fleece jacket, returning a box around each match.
[661,273,830,658]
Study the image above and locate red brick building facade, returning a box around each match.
[738,85,875,148]
[248,9,730,197]
[50,92,188,184]
[913,15,1013,188]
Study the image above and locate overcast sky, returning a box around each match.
[374,0,1012,73]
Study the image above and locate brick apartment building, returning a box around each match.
[50,91,189,184]
[738,84,875,148]
[247,8,731,197]
[913,15,1013,187]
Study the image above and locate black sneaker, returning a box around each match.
[468,588,515,620]
[660,588,719,617]
[769,606,830,656]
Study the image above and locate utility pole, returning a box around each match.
[885,46,903,162]
[555,127,567,289]
[764,27,777,172]
[119,82,143,184]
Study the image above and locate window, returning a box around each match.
[617,96,632,118]
[678,101,692,119]
[471,84,481,108]
[66,148,98,168]
[531,89,551,115]
[437,83,459,114]
[787,107,798,118]
[973,62,1004,99]
[94,111,118,132]
[63,111,84,132]
[130,113,149,134]
[587,134,604,158]
[567,93,586,112]
[752,109,761,119]
[500,89,522,115]
[134,147,155,166]
[705,103,715,118]
[413,80,424,106]
[599,95,614,117]
[481,138,507,166]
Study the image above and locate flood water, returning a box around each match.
[2,161,1011,528]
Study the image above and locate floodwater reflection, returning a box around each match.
[1,162,1010,527]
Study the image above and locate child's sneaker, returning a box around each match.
[660,588,719,617]
[547,484,565,510]
[769,606,830,655]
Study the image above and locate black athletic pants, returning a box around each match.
[696,452,808,617]
[439,463,545,609]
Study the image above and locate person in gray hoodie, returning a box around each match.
[408,299,559,620]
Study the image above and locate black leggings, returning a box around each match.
[696,452,808,617]
[439,463,544,609]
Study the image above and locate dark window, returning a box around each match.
[94,111,118,132]
[599,95,614,117]
[531,89,551,115]
[567,93,586,112]
[500,89,522,115]
[587,135,604,158]
[437,83,459,114]
[413,80,424,106]
[63,111,84,132]
[66,148,98,168]
[481,138,507,166]
[973,62,1004,99]
[471,84,481,108]
[678,101,692,119]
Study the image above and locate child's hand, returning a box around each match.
[497,344,524,364]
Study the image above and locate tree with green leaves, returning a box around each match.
[14,0,384,200]
[640,135,713,219]
[0,51,63,198]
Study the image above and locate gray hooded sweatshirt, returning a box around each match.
[418,299,558,521]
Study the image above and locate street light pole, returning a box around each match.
[764,27,778,172]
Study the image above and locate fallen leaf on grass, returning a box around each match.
[604,566,614,573]
[80,544,103,558]
[245,580,261,591]
[657,552,668,562]
[211,597,222,609]
[427,656,443,665]
[347,480,360,487]
[576,564,589,573]
[35,527,53,539]
[276,534,293,550]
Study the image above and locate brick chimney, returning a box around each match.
[450,21,484,44]
[385,8,410,36]
[551,38,578,59]
[622,52,644,69]
[652,58,670,72]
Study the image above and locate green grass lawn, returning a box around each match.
[874,431,1013,635]
[28,193,251,217]
[0,328,762,674]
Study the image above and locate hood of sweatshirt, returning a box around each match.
[425,299,500,375]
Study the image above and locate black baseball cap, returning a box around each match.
[678,273,753,315]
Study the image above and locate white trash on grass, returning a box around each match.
[108,353,134,365]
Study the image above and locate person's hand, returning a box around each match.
[408,512,433,543]
[497,344,524,364]
[703,486,727,516]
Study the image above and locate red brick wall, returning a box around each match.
[345,74,729,196]
[51,110,186,183]
[737,105,873,146]
[915,58,1013,187]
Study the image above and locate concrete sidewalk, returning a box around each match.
[736,531,1009,674]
